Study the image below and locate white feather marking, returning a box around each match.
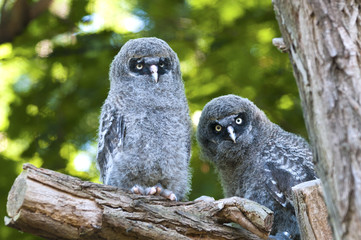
[275,191,284,198]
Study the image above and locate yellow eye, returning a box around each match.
[235,117,242,125]
[136,63,143,70]
[215,125,222,132]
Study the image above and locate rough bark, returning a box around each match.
[272,1,361,239]
[5,164,273,240]
[292,179,333,240]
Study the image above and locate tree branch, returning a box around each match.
[292,179,333,240]
[5,164,273,240]
[0,0,53,44]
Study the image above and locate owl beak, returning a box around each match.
[227,126,236,143]
[150,65,159,83]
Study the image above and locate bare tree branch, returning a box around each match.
[0,0,53,44]
[292,179,333,240]
[5,164,273,240]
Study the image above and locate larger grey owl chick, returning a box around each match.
[197,94,317,239]
[97,37,192,201]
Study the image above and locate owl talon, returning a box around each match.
[168,193,178,201]
[150,184,178,201]
[145,186,157,195]
[160,189,178,201]
[131,184,176,200]
[131,185,145,195]
[154,183,163,194]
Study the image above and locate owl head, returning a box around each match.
[197,94,270,162]
[109,37,181,88]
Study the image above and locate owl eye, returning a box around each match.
[136,63,143,70]
[235,117,243,125]
[215,125,222,132]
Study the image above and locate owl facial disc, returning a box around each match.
[129,56,171,83]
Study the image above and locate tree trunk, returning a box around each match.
[272,1,361,239]
[5,164,273,240]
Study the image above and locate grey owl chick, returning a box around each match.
[196,94,317,239]
[97,37,192,201]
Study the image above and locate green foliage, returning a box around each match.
[0,0,307,238]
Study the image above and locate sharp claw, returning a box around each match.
[146,186,157,195]
[131,185,144,195]
[168,193,177,201]
[155,184,163,194]
[132,184,177,201]
[160,189,178,201]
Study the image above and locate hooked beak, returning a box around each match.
[227,126,236,143]
[150,65,158,83]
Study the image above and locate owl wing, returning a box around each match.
[263,142,316,208]
[96,103,125,182]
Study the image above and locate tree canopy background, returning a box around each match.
[0,0,306,239]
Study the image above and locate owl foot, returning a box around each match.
[130,184,177,201]
[131,185,145,195]
[131,185,157,195]
[160,189,178,201]
[153,183,177,201]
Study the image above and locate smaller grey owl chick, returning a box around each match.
[97,37,192,201]
[197,94,317,240]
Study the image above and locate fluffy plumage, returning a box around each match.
[97,37,192,201]
[196,94,317,239]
